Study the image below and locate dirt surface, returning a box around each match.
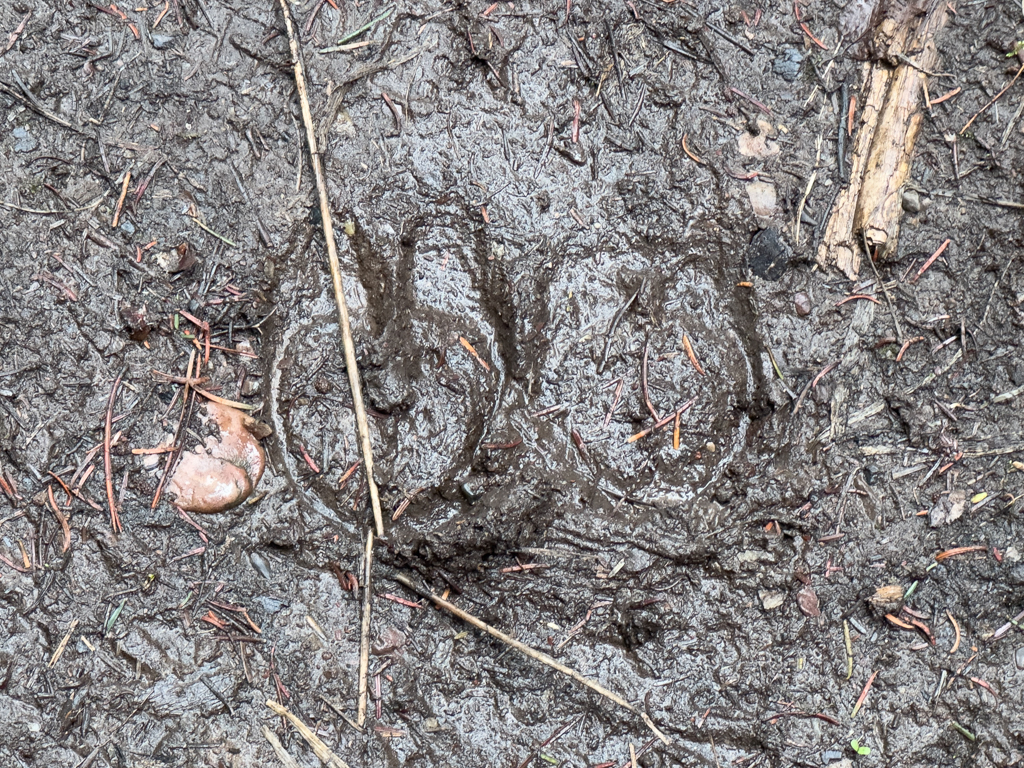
[2,0,1024,765]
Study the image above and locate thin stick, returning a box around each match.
[277,0,384,537]
[104,371,124,534]
[393,573,671,744]
[262,726,302,768]
[265,700,352,768]
[960,61,1024,135]
[357,529,373,725]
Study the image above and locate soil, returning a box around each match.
[1,0,1023,766]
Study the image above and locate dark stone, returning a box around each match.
[747,229,792,280]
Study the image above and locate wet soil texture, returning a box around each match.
[1,0,1024,766]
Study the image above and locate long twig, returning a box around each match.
[277,0,384,536]
[265,700,352,768]
[393,573,671,745]
[104,370,124,534]
[357,529,373,725]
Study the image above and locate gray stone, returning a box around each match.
[12,126,37,153]
[773,48,804,82]
[902,189,922,213]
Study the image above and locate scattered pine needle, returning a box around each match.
[960,61,1024,135]
[104,371,124,534]
[931,86,961,105]
[885,613,915,631]
[338,460,362,488]
[896,336,925,362]
[681,133,704,164]
[46,485,72,553]
[112,172,131,228]
[381,593,424,609]
[911,239,951,283]
[682,334,705,375]
[935,545,987,561]
[850,670,877,718]
[946,609,961,654]
[835,294,881,306]
[459,336,491,372]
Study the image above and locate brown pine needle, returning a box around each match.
[960,61,1024,135]
[46,485,72,553]
[459,336,491,371]
[112,172,131,228]
[681,133,704,164]
[850,670,877,718]
[104,371,124,534]
[912,238,951,283]
[935,545,987,561]
[946,609,961,654]
[683,334,705,375]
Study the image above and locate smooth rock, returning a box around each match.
[794,292,812,316]
[168,401,267,513]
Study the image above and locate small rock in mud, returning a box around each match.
[747,229,792,280]
[167,401,268,513]
[760,590,785,610]
[902,189,922,213]
[372,626,407,656]
[773,48,804,82]
[13,126,38,153]
[1016,647,1024,670]
[794,292,812,316]
[746,180,779,220]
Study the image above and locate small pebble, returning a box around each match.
[13,126,37,153]
[250,551,273,579]
[902,189,922,213]
[794,292,812,316]
[773,48,804,82]
[1016,646,1024,670]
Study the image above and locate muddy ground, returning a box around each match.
[2,0,1023,765]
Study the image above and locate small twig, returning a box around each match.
[278,0,384,536]
[104,371,124,534]
[393,573,671,745]
[598,281,643,373]
[262,726,302,768]
[74,695,151,768]
[357,529,373,726]
[641,341,660,421]
[862,233,904,344]
[265,700,352,768]
[960,61,1024,135]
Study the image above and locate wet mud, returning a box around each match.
[1,0,1023,765]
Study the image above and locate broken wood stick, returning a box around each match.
[393,573,671,745]
[265,700,352,768]
[818,0,949,278]
[357,529,373,726]
[276,0,384,537]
